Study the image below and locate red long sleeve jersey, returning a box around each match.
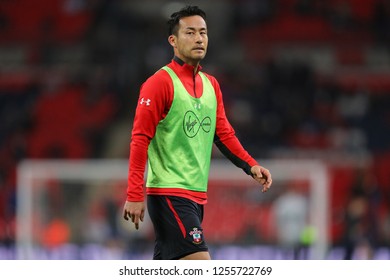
[127,57,258,204]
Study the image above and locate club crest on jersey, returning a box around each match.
[139,97,151,106]
[189,227,203,244]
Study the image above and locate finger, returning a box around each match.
[255,174,264,182]
[132,214,140,230]
[123,210,130,221]
[262,179,272,192]
[256,170,263,178]
[264,170,272,183]
[131,213,136,223]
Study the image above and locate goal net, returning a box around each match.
[16,159,329,260]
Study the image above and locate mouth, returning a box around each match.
[193,47,205,52]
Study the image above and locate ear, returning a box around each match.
[168,35,176,48]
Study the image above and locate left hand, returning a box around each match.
[251,165,272,193]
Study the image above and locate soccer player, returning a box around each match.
[123,5,272,260]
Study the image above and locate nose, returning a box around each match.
[195,32,203,43]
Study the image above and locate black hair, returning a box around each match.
[167,5,207,36]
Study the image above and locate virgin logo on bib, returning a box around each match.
[183,111,211,138]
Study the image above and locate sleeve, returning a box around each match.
[127,70,172,201]
[209,75,259,175]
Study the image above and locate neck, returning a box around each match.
[193,64,199,74]
[173,56,200,73]
[175,53,200,64]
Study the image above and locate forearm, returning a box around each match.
[214,133,258,175]
[127,134,150,201]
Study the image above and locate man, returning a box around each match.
[123,5,272,260]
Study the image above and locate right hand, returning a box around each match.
[123,201,145,230]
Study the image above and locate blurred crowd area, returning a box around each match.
[1,0,390,259]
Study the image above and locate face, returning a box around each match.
[168,15,208,67]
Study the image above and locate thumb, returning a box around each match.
[252,168,262,178]
[255,171,263,178]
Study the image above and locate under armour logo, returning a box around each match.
[140,98,151,106]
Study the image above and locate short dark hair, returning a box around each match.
[167,5,207,36]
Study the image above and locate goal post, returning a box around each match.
[207,159,329,260]
[16,158,329,260]
[16,159,130,260]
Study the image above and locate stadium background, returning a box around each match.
[0,0,389,259]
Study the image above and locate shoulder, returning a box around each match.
[201,72,221,89]
[139,68,174,99]
[142,68,172,88]
[138,67,173,109]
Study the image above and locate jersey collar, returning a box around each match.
[173,56,203,74]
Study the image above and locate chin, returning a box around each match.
[194,54,206,60]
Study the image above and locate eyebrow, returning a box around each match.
[185,27,207,31]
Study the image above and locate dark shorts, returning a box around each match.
[147,195,209,260]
